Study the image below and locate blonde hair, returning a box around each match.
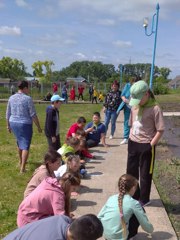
[118,174,138,239]
[66,154,80,172]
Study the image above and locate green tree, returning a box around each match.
[32,60,54,82]
[0,56,27,80]
[159,67,171,79]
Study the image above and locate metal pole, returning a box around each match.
[119,64,123,90]
[149,3,160,89]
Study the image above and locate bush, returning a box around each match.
[153,83,169,95]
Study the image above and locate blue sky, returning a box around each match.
[0,0,179,78]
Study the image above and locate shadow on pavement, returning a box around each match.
[89,171,103,176]
[135,231,174,239]
[79,185,103,194]
[71,199,97,211]
[144,199,163,208]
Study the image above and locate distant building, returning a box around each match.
[168,75,180,89]
[66,76,88,88]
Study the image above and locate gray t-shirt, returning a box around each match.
[3,215,72,240]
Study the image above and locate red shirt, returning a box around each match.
[66,123,80,138]
[78,86,84,94]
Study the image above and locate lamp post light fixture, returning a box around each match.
[143,3,160,90]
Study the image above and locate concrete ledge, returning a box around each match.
[72,113,178,240]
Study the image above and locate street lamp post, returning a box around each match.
[143,3,160,90]
[119,64,123,90]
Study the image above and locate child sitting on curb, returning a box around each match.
[54,154,80,178]
[24,149,61,198]
[98,174,153,240]
[57,137,80,163]
[17,172,81,227]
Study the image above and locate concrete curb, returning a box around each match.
[72,113,178,240]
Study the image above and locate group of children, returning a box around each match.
[4,79,165,240]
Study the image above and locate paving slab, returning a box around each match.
[72,113,178,240]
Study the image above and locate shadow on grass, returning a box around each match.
[164,202,180,215]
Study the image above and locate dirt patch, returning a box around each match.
[155,104,180,238]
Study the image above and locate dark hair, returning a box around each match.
[79,139,87,149]
[118,174,138,238]
[77,116,86,124]
[17,80,29,90]
[44,148,61,173]
[75,128,86,138]
[93,112,100,118]
[112,80,119,88]
[69,214,103,240]
[148,89,155,100]
[66,137,80,148]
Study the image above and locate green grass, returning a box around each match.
[0,102,102,238]
[156,93,180,103]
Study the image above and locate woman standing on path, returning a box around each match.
[6,80,42,173]
[117,77,138,145]
[103,81,122,139]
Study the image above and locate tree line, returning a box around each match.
[0,56,171,87]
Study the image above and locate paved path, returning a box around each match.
[72,113,178,240]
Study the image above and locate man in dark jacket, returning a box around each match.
[45,95,64,150]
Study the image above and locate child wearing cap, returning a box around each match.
[127,80,165,206]
[45,95,64,150]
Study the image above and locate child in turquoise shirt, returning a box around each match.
[98,174,153,240]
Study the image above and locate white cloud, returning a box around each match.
[4,48,22,54]
[15,0,28,7]
[75,52,86,59]
[0,26,21,35]
[97,19,115,26]
[113,40,132,48]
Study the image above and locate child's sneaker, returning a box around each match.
[109,135,113,139]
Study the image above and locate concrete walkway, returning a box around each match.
[72,113,178,240]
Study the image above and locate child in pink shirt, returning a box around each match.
[17,172,81,227]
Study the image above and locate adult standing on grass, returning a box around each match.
[127,80,165,206]
[6,80,42,173]
[103,81,122,139]
[45,94,64,150]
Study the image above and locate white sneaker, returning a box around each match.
[109,135,113,139]
[120,139,128,145]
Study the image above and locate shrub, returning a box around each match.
[153,83,169,95]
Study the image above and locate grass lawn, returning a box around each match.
[0,102,102,238]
